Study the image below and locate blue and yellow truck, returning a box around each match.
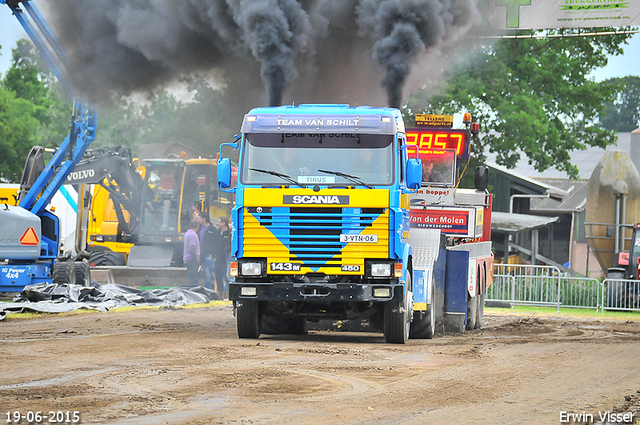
[217,104,493,343]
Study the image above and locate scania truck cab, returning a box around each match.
[218,104,423,343]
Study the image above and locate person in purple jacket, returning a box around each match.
[183,218,201,287]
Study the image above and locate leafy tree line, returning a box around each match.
[600,76,640,132]
[404,30,639,180]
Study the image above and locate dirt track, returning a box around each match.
[2,304,640,425]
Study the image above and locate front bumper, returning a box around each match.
[230,281,403,303]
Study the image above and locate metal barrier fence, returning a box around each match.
[601,278,640,311]
[489,264,639,313]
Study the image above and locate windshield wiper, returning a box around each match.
[317,169,373,189]
[249,168,306,188]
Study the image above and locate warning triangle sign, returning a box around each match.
[20,227,39,246]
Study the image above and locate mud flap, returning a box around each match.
[444,249,469,333]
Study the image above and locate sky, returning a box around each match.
[0,10,24,75]
[0,8,639,88]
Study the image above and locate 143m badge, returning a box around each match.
[270,262,302,272]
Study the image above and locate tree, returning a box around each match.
[0,88,40,181]
[0,39,71,182]
[182,75,243,156]
[600,76,640,132]
[91,97,141,151]
[2,39,53,124]
[405,31,634,180]
[131,77,239,159]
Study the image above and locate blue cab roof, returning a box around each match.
[242,104,405,135]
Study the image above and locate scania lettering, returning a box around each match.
[286,195,349,204]
[218,105,493,343]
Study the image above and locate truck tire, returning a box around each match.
[52,262,76,285]
[384,271,412,344]
[606,269,626,309]
[236,300,261,338]
[409,279,435,339]
[74,261,91,287]
[466,293,477,330]
[474,293,484,330]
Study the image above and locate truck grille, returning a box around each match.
[244,206,388,268]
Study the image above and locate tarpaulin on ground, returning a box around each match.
[0,282,220,321]
[484,0,640,30]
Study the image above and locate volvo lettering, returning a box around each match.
[67,169,95,182]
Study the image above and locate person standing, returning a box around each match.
[197,212,219,290]
[215,216,232,299]
[183,218,201,287]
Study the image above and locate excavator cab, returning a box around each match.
[139,158,218,236]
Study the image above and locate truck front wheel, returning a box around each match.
[236,300,261,338]
[384,272,412,344]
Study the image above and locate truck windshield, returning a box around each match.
[241,133,394,186]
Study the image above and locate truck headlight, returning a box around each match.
[371,263,391,277]
[241,262,262,276]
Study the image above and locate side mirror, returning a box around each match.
[475,166,488,191]
[218,157,232,189]
[407,158,422,190]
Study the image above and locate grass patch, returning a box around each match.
[486,305,640,321]
[1,300,232,321]
[110,300,231,313]
[2,308,102,321]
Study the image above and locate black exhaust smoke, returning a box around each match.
[41,0,480,108]
[232,0,312,106]
[356,0,480,108]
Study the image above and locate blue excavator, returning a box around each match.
[0,0,97,291]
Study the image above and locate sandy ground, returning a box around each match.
[1,305,640,425]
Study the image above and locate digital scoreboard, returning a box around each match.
[406,128,470,160]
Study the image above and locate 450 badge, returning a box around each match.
[341,265,361,272]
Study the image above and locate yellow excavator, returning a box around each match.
[71,146,234,285]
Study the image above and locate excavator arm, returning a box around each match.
[69,146,146,236]
[0,0,97,291]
